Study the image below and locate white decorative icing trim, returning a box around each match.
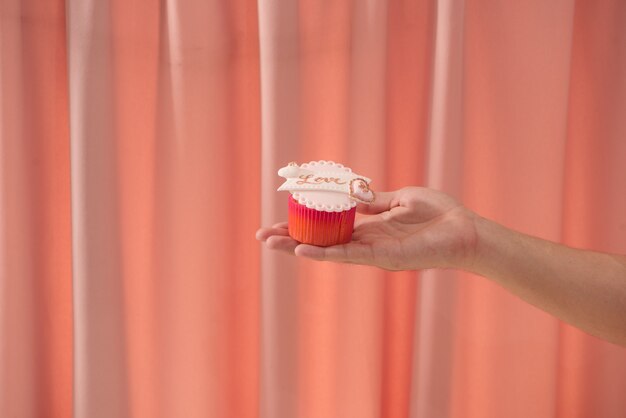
[301,161,351,172]
[291,193,356,211]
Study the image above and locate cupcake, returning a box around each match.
[277,160,375,247]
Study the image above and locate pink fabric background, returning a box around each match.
[1,0,626,417]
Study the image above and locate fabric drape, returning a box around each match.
[1,0,625,417]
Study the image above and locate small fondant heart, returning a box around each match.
[349,177,375,204]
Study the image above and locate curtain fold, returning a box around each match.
[1,0,73,416]
[1,0,626,417]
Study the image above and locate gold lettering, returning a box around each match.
[296,174,314,184]
[296,174,346,185]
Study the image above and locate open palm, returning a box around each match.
[257,187,479,271]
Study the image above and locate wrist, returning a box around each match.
[464,214,508,276]
[441,207,489,272]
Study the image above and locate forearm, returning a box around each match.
[468,216,626,347]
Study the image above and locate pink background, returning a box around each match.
[1,0,626,417]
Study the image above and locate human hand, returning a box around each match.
[256,187,479,271]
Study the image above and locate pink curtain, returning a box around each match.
[1,0,625,417]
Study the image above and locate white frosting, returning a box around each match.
[277,161,374,212]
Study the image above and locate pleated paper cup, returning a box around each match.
[288,195,356,247]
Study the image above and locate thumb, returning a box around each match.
[356,190,400,215]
